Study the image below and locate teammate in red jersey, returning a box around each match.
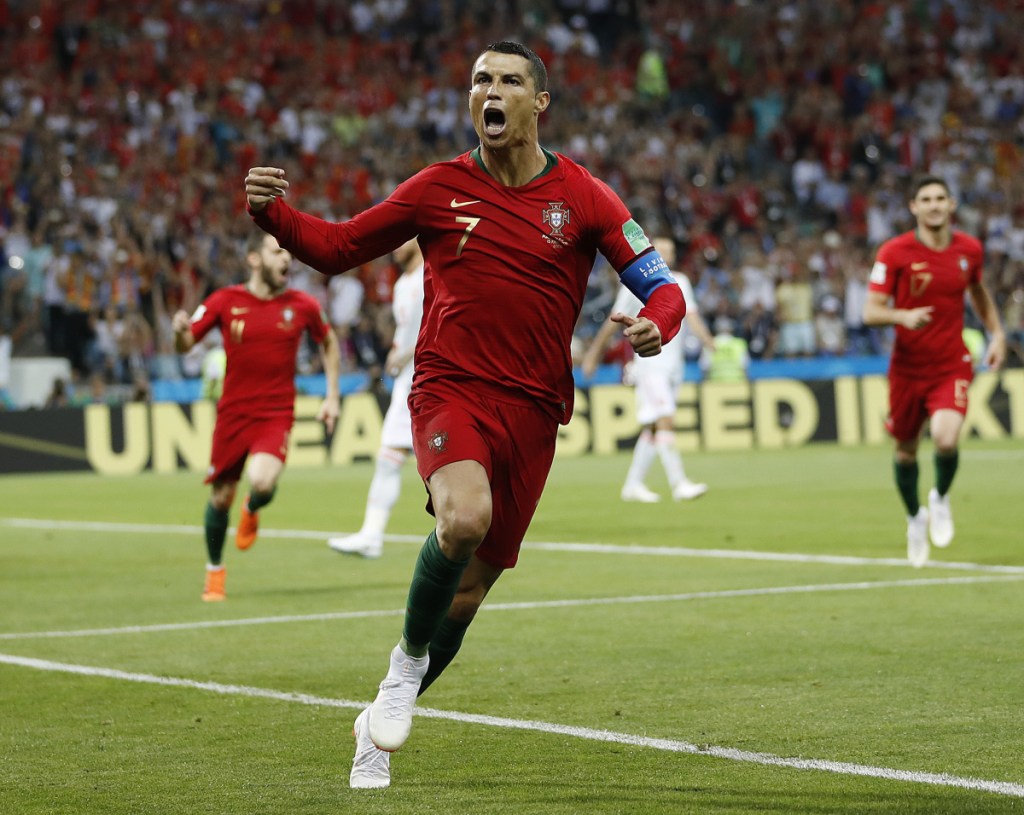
[172,232,340,601]
[864,175,1006,568]
[245,41,685,788]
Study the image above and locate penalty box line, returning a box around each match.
[3,517,1024,575]
[1,574,1022,641]
[0,651,1022,800]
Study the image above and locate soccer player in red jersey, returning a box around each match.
[172,232,340,602]
[245,41,685,788]
[864,175,1006,568]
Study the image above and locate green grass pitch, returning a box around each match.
[1,441,1022,814]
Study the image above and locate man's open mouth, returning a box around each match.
[484,108,506,136]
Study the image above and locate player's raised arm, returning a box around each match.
[244,166,417,278]
[245,167,289,212]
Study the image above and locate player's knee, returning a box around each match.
[436,506,491,556]
[248,472,278,494]
[210,482,235,511]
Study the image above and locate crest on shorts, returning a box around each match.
[542,202,570,236]
[428,430,449,453]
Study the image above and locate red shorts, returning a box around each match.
[410,381,559,570]
[205,409,293,484]
[886,363,972,442]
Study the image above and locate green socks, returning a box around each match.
[418,616,472,696]
[894,460,920,516]
[401,530,470,658]
[204,501,229,565]
[934,451,959,497]
[247,487,276,513]
[894,453,959,515]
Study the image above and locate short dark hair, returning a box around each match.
[480,41,548,92]
[246,230,271,254]
[910,175,951,199]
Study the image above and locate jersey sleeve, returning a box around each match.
[301,294,331,344]
[189,290,225,342]
[250,173,426,276]
[588,176,651,271]
[868,240,899,295]
[968,237,985,285]
[584,175,685,341]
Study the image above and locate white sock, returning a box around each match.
[624,429,657,487]
[655,429,687,488]
[361,449,405,536]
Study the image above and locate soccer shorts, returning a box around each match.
[380,374,414,450]
[410,381,558,570]
[634,369,679,425]
[205,410,293,484]
[886,365,972,442]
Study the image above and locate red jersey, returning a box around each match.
[252,148,680,423]
[868,229,982,378]
[188,285,329,415]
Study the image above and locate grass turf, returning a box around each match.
[1,441,1022,814]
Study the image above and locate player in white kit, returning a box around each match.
[582,237,715,502]
[328,239,424,558]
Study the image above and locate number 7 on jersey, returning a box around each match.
[455,215,480,258]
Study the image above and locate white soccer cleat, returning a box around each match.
[906,508,929,568]
[672,481,709,501]
[367,645,429,752]
[350,707,391,789]
[620,483,661,503]
[927,488,954,548]
[328,532,384,559]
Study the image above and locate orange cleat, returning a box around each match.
[236,500,259,550]
[202,567,226,602]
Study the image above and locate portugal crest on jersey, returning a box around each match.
[278,307,296,331]
[428,430,449,454]
[542,202,570,236]
[959,256,970,281]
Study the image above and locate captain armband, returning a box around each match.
[619,250,674,302]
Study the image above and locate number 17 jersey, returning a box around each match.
[868,230,982,378]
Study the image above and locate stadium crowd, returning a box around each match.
[2,0,1024,406]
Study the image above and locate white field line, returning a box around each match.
[1,574,1021,641]
[4,517,1023,575]
[0,652,1021,799]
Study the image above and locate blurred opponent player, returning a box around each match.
[582,236,715,502]
[864,175,1005,567]
[328,238,424,558]
[173,232,340,600]
[245,41,685,788]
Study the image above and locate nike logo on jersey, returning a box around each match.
[231,307,250,315]
[450,198,481,208]
[911,262,928,270]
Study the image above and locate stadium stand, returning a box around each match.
[1,0,1022,407]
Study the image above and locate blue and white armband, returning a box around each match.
[619,249,674,302]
